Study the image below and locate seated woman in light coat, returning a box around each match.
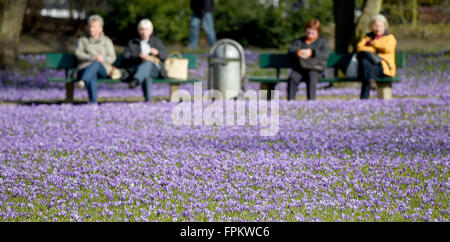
[121,19,169,102]
[74,14,117,104]
[357,14,397,100]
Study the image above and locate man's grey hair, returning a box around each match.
[88,14,104,27]
[138,19,154,31]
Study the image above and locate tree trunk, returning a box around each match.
[354,0,383,44]
[69,0,74,20]
[411,0,418,27]
[0,0,27,69]
[333,0,355,53]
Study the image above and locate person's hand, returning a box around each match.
[139,53,150,60]
[302,49,313,58]
[94,55,104,63]
[150,48,159,56]
[297,49,313,59]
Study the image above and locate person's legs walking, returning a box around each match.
[188,14,202,48]
[202,12,217,47]
[80,61,107,103]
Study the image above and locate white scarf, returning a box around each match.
[140,40,151,55]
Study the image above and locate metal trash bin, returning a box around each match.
[208,39,246,100]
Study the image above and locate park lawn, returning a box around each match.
[0,98,448,222]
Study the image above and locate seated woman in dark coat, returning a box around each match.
[287,19,330,101]
[121,19,169,102]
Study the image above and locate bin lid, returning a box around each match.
[213,43,240,59]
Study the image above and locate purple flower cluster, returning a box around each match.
[0,98,448,222]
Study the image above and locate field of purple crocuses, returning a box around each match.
[0,51,448,222]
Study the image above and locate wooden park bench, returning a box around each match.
[249,51,406,100]
[45,53,199,102]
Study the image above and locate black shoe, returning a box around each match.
[129,79,139,89]
[120,69,129,81]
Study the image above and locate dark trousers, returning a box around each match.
[79,61,108,103]
[358,51,385,100]
[133,61,160,102]
[287,67,322,101]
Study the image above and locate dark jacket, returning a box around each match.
[191,0,214,16]
[122,35,169,81]
[288,36,331,62]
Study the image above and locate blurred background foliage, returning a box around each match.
[95,0,336,48]
[16,0,450,50]
[92,0,449,48]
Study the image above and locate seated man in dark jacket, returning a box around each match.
[121,19,169,102]
[287,18,330,101]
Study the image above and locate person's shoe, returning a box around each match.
[120,69,129,81]
[76,80,85,89]
[369,79,377,90]
[129,79,139,89]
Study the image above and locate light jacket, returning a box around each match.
[357,32,397,77]
[75,33,117,74]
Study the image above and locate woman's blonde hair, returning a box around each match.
[370,14,389,30]
[88,14,104,27]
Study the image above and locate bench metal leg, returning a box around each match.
[170,84,180,99]
[260,83,276,100]
[377,83,392,100]
[66,82,74,103]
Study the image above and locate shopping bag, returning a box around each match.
[346,53,358,78]
[164,51,189,80]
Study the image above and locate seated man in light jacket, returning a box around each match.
[75,14,117,104]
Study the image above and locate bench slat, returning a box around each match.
[326,53,345,68]
[153,79,199,84]
[259,54,292,68]
[249,77,288,83]
[395,51,406,68]
[46,53,77,69]
[48,77,74,83]
[48,77,199,84]
[318,76,402,83]
[45,53,198,70]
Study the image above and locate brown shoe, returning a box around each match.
[369,79,377,90]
